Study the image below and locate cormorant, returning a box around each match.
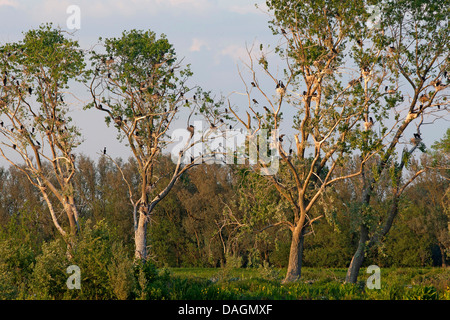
[276,80,286,95]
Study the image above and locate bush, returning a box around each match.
[29,219,143,299]
[0,210,45,299]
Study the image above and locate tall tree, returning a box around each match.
[345,0,450,283]
[229,0,387,282]
[0,24,86,244]
[88,29,221,261]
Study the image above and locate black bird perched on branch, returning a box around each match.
[411,133,422,145]
[103,147,107,155]
[276,80,286,95]
[252,99,258,104]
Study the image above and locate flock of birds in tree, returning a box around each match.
[1,43,448,159]
[244,39,448,150]
[0,67,77,159]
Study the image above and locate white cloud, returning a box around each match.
[0,0,19,7]
[25,0,212,23]
[218,44,249,62]
[189,38,210,52]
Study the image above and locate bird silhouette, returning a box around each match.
[276,80,286,95]
[103,147,107,155]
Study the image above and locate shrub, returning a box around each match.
[29,219,139,300]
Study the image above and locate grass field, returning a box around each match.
[153,267,450,300]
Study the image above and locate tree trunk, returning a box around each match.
[134,209,148,261]
[439,244,447,268]
[64,202,79,237]
[283,225,305,283]
[345,225,369,283]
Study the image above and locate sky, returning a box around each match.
[0,0,448,166]
[0,0,281,163]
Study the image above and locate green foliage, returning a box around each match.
[28,219,158,300]
[162,267,449,300]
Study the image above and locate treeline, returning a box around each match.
[1,149,448,271]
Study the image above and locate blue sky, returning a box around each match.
[0,0,280,162]
[0,0,448,165]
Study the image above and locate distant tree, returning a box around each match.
[88,29,222,261]
[73,155,135,243]
[176,164,242,267]
[0,24,86,245]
